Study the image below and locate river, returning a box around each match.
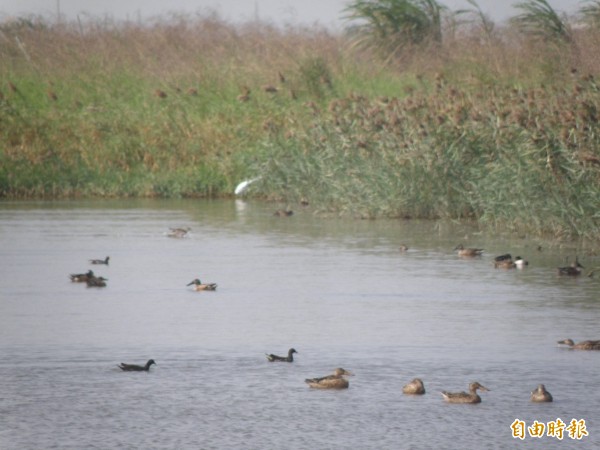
[0,199,598,449]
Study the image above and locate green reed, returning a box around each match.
[251,76,600,239]
[1,15,600,239]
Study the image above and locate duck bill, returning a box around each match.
[479,385,490,391]
[186,281,194,286]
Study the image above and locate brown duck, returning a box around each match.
[530,384,553,403]
[305,368,354,389]
[454,244,484,257]
[557,258,584,276]
[187,279,217,291]
[558,338,600,350]
[402,378,426,395]
[442,382,489,404]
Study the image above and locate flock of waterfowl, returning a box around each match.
[452,243,591,277]
[445,244,597,403]
[111,336,597,401]
[69,227,218,291]
[71,234,596,402]
[264,337,598,400]
[264,349,353,390]
[69,255,110,287]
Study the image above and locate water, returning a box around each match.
[0,199,598,449]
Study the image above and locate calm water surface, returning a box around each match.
[0,199,598,449]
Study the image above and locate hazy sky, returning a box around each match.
[0,1,581,28]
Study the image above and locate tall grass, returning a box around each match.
[251,74,600,239]
[1,14,600,239]
[0,16,344,197]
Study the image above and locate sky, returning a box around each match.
[0,1,582,28]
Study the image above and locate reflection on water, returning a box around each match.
[0,199,599,449]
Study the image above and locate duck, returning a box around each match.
[167,227,191,238]
[274,210,293,217]
[557,338,600,350]
[441,382,489,404]
[514,256,528,269]
[305,368,354,389]
[266,348,297,362]
[494,258,516,269]
[187,279,217,291]
[454,244,484,257]
[402,378,426,395]
[86,276,108,287]
[494,253,512,262]
[399,245,409,252]
[70,270,94,282]
[530,384,553,402]
[89,256,109,265]
[118,359,156,372]
[557,258,584,276]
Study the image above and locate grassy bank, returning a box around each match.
[0,18,347,197]
[1,15,600,239]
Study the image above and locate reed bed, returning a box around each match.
[1,15,600,239]
[254,75,600,240]
[0,16,344,197]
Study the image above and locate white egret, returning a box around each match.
[234,177,261,195]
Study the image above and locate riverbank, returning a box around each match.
[1,16,599,239]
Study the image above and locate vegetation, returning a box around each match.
[580,0,600,27]
[511,0,572,43]
[2,1,600,240]
[343,0,446,56]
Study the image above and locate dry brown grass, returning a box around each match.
[1,14,600,241]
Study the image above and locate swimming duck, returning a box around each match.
[530,384,553,402]
[399,245,409,252]
[167,227,191,238]
[118,359,156,372]
[266,348,297,362]
[557,258,584,276]
[305,368,354,389]
[70,270,94,282]
[557,338,600,350]
[514,256,528,269]
[274,210,293,217]
[402,378,426,395]
[494,253,512,262]
[494,258,516,269]
[86,276,108,287]
[187,279,217,291]
[441,382,489,404]
[454,244,484,257]
[90,256,109,265]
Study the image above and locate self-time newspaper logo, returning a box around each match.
[511,418,589,440]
